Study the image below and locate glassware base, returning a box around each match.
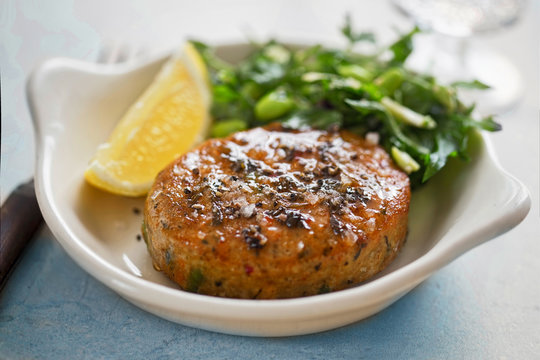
[406,35,523,115]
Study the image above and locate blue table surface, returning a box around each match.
[1,0,539,359]
[2,222,539,359]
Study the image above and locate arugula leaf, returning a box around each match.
[345,98,430,156]
[422,134,459,182]
[455,113,502,132]
[451,79,491,89]
[341,14,376,46]
[472,115,502,131]
[389,26,420,66]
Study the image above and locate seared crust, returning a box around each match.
[143,124,410,299]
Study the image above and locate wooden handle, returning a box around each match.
[0,179,43,290]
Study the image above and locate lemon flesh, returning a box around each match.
[85,43,211,197]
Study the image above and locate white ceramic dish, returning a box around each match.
[27,43,530,337]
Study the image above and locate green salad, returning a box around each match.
[192,16,500,187]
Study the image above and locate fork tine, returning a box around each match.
[97,40,138,64]
[96,40,117,64]
[121,44,143,63]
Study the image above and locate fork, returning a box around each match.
[0,43,140,290]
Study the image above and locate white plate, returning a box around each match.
[27,43,531,337]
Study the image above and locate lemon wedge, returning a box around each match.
[85,42,211,197]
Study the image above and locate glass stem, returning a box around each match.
[456,37,469,76]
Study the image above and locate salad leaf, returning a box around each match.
[388,26,420,66]
[192,17,500,187]
[341,14,376,46]
[451,79,491,89]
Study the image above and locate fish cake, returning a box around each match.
[143,124,410,299]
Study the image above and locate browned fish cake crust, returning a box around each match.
[143,124,410,299]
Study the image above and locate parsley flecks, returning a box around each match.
[191,17,500,187]
[186,268,204,293]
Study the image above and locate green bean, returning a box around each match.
[210,118,248,138]
[254,88,295,121]
[381,96,436,129]
[433,84,457,112]
[374,68,404,95]
[391,146,421,174]
[241,81,263,101]
[337,64,373,82]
